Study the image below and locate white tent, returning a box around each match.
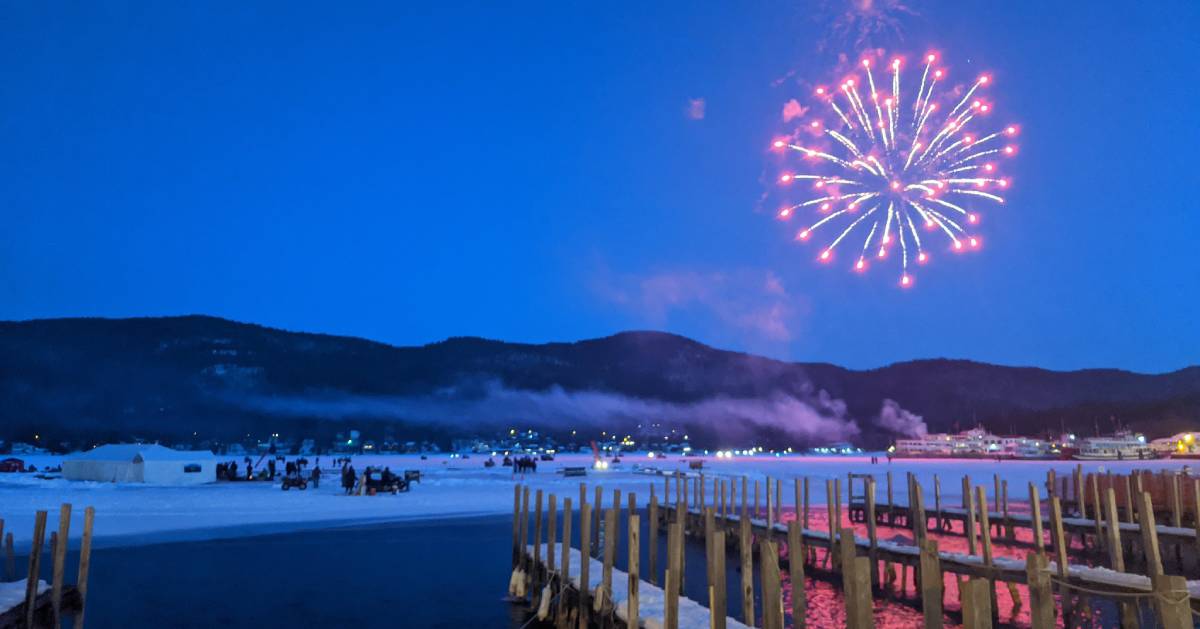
[63,444,216,485]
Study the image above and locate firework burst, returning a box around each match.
[772,52,1018,288]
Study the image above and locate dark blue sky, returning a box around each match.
[1,1,1197,372]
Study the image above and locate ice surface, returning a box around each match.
[3,452,1197,551]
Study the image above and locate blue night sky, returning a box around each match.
[0,1,1197,372]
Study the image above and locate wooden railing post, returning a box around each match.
[712,528,727,629]
[76,506,95,629]
[960,578,993,629]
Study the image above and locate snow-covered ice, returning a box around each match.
[2,452,1195,550]
[0,578,48,614]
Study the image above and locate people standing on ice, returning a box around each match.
[311,466,321,488]
[342,465,357,494]
[285,460,296,476]
[268,459,277,480]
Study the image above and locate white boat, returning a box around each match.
[1074,432,1155,460]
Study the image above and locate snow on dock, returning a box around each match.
[525,543,750,629]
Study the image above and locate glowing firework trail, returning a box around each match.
[773,51,1018,287]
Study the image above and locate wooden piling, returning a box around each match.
[75,506,94,629]
[886,471,894,524]
[667,521,683,629]
[602,507,617,608]
[775,475,782,525]
[844,550,874,629]
[960,578,993,629]
[1028,483,1045,556]
[533,490,544,585]
[1024,554,1054,629]
[740,518,754,624]
[1001,479,1012,542]
[919,539,943,629]
[760,539,784,629]
[766,477,773,527]
[866,477,879,588]
[1103,487,1124,571]
[788,521,805,628]
[25,510,47,629]
[1152,574,1191,629]
[628,513,640,629]
[1123,475,1136,523]
[560,497,573,624]
[579,501,592,625]
[547,494,557,573]
[512,485,521,567]
[594,485,603,556]
[519,486,530,571]
[834,477,843,540]
[713,529,727,629]
[649,493,659,586]
[1170,474,1183,529]
[1089,475,1103,550]
[975,486,997,625]
[52,503,71,629]
[965,481,978,556]
[826,479,838,570]
[742,476,748,520]
[933,475,942,531]
[754,479,760,520]
[1137,490,1164,576]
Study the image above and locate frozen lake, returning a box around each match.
[2,452,1195,549]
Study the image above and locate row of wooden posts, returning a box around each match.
[0,505,94,629]
[512,468,1198,629]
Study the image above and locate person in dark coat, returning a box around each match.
[268,459,277,480]
[311,466,321,488]
[342,465,357,495]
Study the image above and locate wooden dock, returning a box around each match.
[0,504,94,629]
[510,471,1200,628]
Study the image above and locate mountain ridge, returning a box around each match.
[1,315,1197,450]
